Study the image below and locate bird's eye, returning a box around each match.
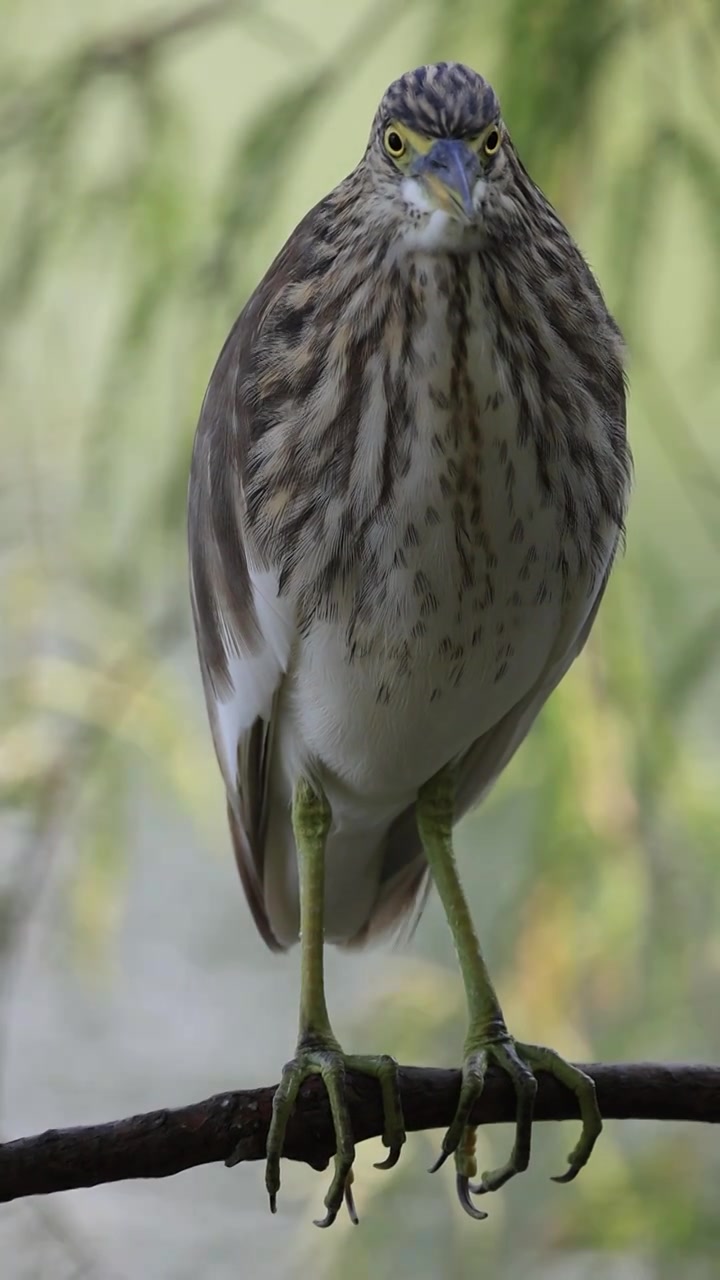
[384,127,406,159]
[483,127,501,156]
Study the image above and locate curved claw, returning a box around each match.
[268,1191,278,1215]
[313,1206,339,1230]
[456,1174,489,1221]
[428,1148,451,1174]
[344,1178,360,1225]
[314,1167,358,1228]
[314,1164,355,1229]
[551,1164,583,1185]
[374,1144,402,1171]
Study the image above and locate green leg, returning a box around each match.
[261,779,405,1228]
[416,767,602,1220]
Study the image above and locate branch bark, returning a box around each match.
[2,1062,719,1203]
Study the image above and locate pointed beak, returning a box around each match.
[411,139,481,219]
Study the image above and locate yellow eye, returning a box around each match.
[483,126,501,156]
[384,126,406,159]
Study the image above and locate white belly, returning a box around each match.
[289,507,565,809]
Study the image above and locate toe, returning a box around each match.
[263,1058,307,1213]
[517,1043,602,1183]
[431,1050,487,1172]
[374,1143,403,1170]
[313,1054,356,1228]
[347,1052,406,1173]
[486,1039,537,1184]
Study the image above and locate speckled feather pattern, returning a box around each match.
[188,63,631,950]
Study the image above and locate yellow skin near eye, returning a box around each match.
[384,129,405,158]
[483,127,501,155]
[383,121,502,163]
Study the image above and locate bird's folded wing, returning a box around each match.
[188,359,295,951]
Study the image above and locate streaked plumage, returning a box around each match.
[188,62,631,1225]
[189,62,630,952]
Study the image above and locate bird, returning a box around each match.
[187,60,631,1228]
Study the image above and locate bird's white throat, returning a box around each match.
[399,176,486,253]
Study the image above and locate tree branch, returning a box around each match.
[1,1062,718,1202]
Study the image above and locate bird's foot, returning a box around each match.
[256,1039,405,1228]
[430,1037,602,1220]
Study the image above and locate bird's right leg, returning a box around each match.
[259,779,405,1227]
[416,765,602,1218]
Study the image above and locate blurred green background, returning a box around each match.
[2,0,720,1276]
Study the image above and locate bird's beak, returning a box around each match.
[411,139,481,220]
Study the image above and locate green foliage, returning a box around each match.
[2,0,720,1275]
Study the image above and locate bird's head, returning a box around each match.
[366,63,512,252]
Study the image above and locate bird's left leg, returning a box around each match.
[260,779,406,1227]
[416,766,602,1220]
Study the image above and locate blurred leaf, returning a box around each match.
[200,68,334,295]
[494,0,628,182]
[662,122,720,341]
[69,747,127,967]
[608,132,663,333]
[660,604,720,720]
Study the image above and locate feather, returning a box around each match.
[188,292,298,951]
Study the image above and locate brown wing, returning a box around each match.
[188,402,292,950]
[187,214,321,950]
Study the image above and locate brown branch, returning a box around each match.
[1,1062,718,1203]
